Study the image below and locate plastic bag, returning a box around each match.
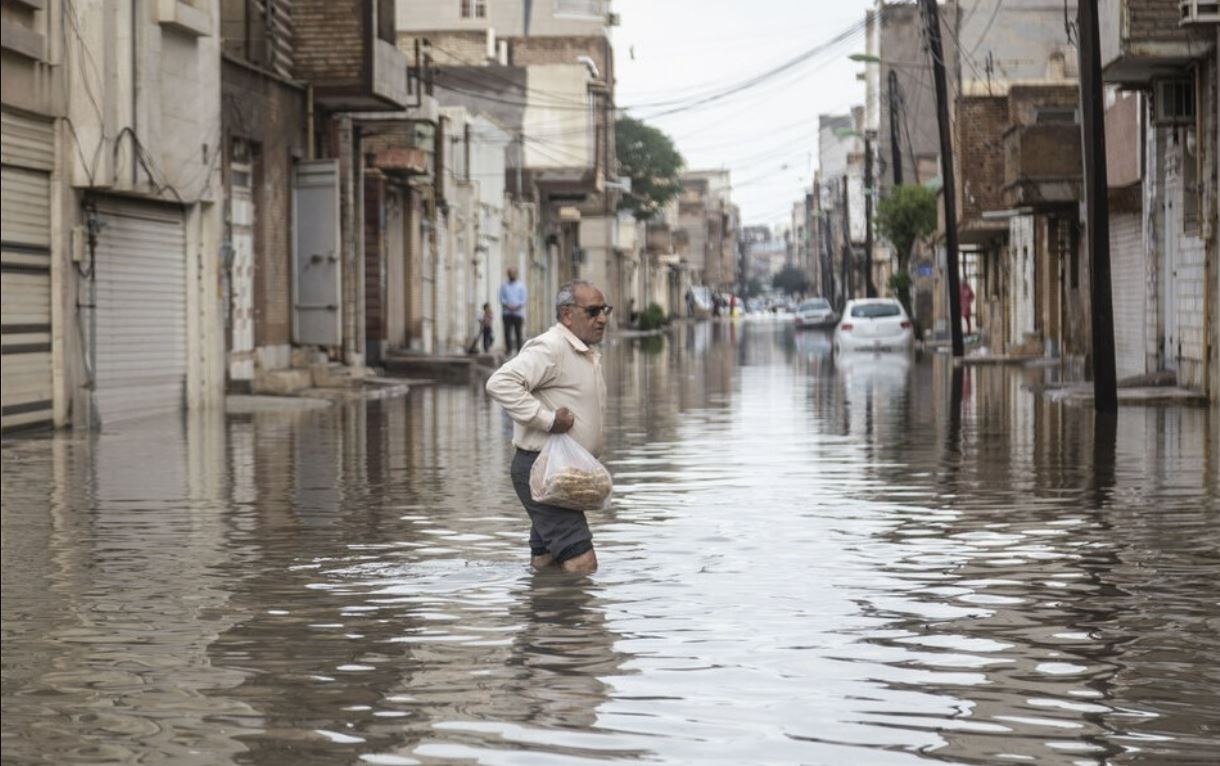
[529,433,613,511]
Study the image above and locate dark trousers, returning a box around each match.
[503,314,524,353]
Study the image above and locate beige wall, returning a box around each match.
[523,65,592,169]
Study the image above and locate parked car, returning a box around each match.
[833,298,914,353]
[794,297,836,329]
[687,286,713,319]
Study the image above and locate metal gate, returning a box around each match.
[228,146,256,382]
[293,160,341,346]
[1009,215,1036,348]
[1,110,55,431]
[385,187,407,350]
[93,199,187,426]
[1111,213,1146,379]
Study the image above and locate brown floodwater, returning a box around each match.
[2,319,1218,765]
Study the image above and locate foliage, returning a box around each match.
[875,184,938,271]
[887,270,913,317]
[615,117,685,221]
[771,265,810,296]
[639,335,665,354]
[637,302,668,331]
[741,277,765,299]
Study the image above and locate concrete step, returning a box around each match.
[382,353,474,383]
[252,368,313,396]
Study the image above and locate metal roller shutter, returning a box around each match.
[93,199,187,426]
[1110,213,1146,379]
[1,110,54,431]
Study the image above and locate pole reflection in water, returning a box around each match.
[1,319,1217,765]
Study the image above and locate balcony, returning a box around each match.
[294,0,408,110]
[1002,124,1082,208]
[1100,0,1215,84]
[372,147,429,177]
[645,223,672,254]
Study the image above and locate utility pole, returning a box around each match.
[864,133,877,298]
[888,70,904,186]
[921,0,963,357]
[841,175,853,310]
[1077,0,1118,414]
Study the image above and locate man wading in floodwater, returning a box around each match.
[485,280,611,575]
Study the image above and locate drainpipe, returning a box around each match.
[306,85,315,160]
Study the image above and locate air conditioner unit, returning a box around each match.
[1179,0,1220,25]
[607,12,621,26]
[1153,77,1195,125]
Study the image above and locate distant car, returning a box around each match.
[794,297,836,329]
[834,298,914,353]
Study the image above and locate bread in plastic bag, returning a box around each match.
[529,433,613,511]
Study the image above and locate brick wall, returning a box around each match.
[1007,84,1078,125]
[956,96,1008,225]
[222,60,307,349]
[1127,0,1201,45]
[399,32,489,66]
[294,0,364,87]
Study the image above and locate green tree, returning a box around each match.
[875,184,937,318]
[875,184,937,274]
[771,265,809,296]
[615,116,684,221]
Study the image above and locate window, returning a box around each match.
[1034,106,1078,124]
[461,0,487,19]
[851,303,901,318]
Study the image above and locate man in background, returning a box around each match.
[499,267,527,354]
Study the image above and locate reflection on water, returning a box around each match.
[2,320,1218,765]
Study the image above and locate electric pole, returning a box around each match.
[841,175,853,310]
[1077,0,1119,414]
[864,133,877,297]
[921,0,963,357]
[888,70,904,186]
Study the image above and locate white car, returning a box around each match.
[794,297,836,329]
[834,298,914,353]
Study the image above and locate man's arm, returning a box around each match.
[485,343,559,432]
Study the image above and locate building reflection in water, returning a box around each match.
[2,318,1217,765]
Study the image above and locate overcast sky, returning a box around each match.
[611,0,876,231]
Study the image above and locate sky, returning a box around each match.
[611,0,877,231]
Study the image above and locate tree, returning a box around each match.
[615,116,684,221]
[771,265,809,296]
[875,184,937,274]
[875,184,937,319]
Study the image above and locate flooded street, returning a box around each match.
[3,320,1219,765]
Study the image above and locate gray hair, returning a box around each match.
[555,280,595,320]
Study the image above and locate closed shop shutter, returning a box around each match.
[1111,212,1146,379]
[1,110,54,431]
[93,199,187,426]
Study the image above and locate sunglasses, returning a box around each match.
[566,303,614,318]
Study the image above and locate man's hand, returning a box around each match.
[550,407,575,434]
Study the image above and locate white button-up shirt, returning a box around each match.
[485,323,607,457]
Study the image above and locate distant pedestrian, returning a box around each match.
[485,280,611,575]
[499,267,527,354]
[479,302,495,352]
[960,280,975,335]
